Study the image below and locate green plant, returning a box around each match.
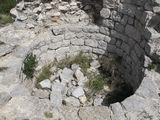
[36,65,52,88]
[44,112,53,118]
[0,0,16,15]
[147,63,156,70]
[54,51,92,74]
[0,41,5,45]
[23,54,37,79]
[0,67,8,72]
[86,74,108,92]
[0,14,14,25]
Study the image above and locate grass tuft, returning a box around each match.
[55,51,92,74]
[86,74,108,93]
[0,41,5,45]
[147,63,156,71]
[44,112,53,118]
[23,54,37,79]
[0,67,8,72]
[36,65,53,88]
[0,0,16,15]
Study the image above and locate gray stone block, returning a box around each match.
[100,8,110,19]
[125,25,141,42]
[85,39,98,48]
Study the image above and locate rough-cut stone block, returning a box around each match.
[115,22,125,33]
[102,19,114,29]
[71,39,84,46]
[100,8,110,19]
[99,27,110,35]
[52,28,65,36]
[85,39,98,48]
[82,26,99,33]
[125,25,141,42]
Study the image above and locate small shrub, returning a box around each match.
[23,54,37,79]
[86,74,108,92]
[0,41,5,45]
[0,67,8,72]
[36,65,52,88]
[147,63,156,70]
[44,112,53,118]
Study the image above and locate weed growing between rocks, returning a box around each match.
[0,0,16,26]
[23,54,37,79]
[44,112,53,118]
[53,51,92,74]
[0,67,8,72]
[36,65,53,88]
[0,14,14,26]
[147,63,157,71]
[86,74,108,93]
[0,41,5,45]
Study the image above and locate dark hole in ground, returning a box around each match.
[98,55,134,106]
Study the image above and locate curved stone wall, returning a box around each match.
[1,0,160,119]
[30,0,158,92]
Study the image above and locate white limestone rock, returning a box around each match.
[64,97,80,107]
[39,79,51,89]
[90,60,100,69]
[71,87,85,98]
[93,98,103,106]
[75,68,84,81]
[60,68,74,83]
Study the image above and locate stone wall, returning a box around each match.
[30,0,160,92]
[99,0,160,91]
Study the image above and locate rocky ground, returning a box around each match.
[0,0,160,120]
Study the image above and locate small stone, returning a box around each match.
[79,95,87,104]
[33,6,42,13]
[71,80,77,86]
[58,5,69,12]
[93,98,103,106]
[60,68,74,83]
[50,75,56,82]
[39,79,51,89]
[90,60,100,69]
[45,3,52,10]
[50,83,64,107]
[16,1,24,11]
[103,85,110,92]
[75,68,84,81]
[52,12,61,17]
[100,8,110,19]
[78,77,88,87]
[26,23,34,29]
[67,87,76,96]
[64,97,80,107]
[71,64,79,72]
[72,87,85,98]
[50,66,57,72]
[52,28,65,36]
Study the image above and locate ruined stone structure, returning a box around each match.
[0,0,160,119]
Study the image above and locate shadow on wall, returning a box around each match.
[97,0,160,106]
